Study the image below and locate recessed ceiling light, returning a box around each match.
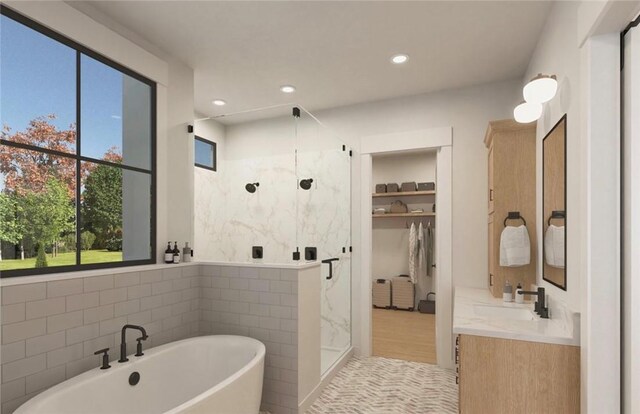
[212,99,226,106]
[391,54,409,64]
[280,85,296,94]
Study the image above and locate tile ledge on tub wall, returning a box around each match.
[0,260,321,287]
[198,260,321,270]
[0,263,199,287]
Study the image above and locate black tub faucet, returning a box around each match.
[119,325,148,362]
[517,287,549,318]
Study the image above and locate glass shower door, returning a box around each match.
[295,107,351,375]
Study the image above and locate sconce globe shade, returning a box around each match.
[523,74,557,104]
[514,101,542,124]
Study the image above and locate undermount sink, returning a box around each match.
[473,304,536,321]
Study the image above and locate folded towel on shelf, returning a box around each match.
[544,225,565,268]
[499,225,530,267]
[373,208,387,215]
[410,208,424,213]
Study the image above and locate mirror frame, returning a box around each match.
[542,114,567,290]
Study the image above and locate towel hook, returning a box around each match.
[503,211,526,227]
[547,210,565,226]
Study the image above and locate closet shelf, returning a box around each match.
[373,212,435,218]
[372,190,435,198]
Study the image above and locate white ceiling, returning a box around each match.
[70,1,551,122]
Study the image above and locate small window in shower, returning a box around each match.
[194,136,217,171]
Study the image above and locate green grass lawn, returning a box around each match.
[0,250,123,271]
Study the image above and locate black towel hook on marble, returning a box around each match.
[503,211,526,227]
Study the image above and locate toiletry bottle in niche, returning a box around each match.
[503,280,513,302]
[182,242,192,263]
[515,282,524,304]
[164,242,174,264]
[172,241,181,264]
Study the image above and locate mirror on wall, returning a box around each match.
[542,115,567,290]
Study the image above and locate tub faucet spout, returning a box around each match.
[119,324,148,362]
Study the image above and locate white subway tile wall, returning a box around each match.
[0,265,201,414]
[199,266,299,414]
[0,264,302,414]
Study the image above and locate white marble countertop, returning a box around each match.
[453,287,580,346]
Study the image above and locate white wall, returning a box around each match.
[525,1,633,411]
[525,1,582,311]
[372,151,437,301]
[163,59,195,253]
[316,80,521,293]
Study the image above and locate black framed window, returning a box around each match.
[0,7,156,277]
[194,136,217,171]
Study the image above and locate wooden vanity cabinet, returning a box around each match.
[484,120,537,297]
[456,334,580,414]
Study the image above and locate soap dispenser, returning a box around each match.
[515,282,524,304]
[503,280,513,302]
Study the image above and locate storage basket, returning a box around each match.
[418,182,435,191]
[387,183,400,192]
[372,279,392,309]
[401,182,417,192]
[375,184,387,193]
[390,200,408,214]
[391,275,415,310]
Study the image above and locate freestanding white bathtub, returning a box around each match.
[14,335,265,414]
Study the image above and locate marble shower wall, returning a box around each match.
[194,154,297,263]
[193,110,352,356]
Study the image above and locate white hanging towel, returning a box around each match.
[499,225,531,267]
[544,225,565,268]
[408,222,418,283]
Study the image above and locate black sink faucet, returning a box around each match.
[119,325,148,362]
[517,287,549,318]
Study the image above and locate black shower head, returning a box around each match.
[245,183,259,193]
[300,178,313,190]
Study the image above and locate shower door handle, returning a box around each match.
[322,258,339,280]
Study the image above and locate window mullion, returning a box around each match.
[75,50,82,268]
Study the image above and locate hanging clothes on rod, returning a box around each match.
[418,222,426,272]
[408,222,418,284]
[426,221,434,277]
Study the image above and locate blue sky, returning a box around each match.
[1,14,124,159]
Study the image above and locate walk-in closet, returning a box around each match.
[371,150,437,364]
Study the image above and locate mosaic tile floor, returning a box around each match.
[307,356,458,414]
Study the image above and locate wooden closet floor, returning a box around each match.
[372,308,437,364]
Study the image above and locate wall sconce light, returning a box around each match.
[523,73,558,104]
[513,73,557,123]
[514,101,542,124]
